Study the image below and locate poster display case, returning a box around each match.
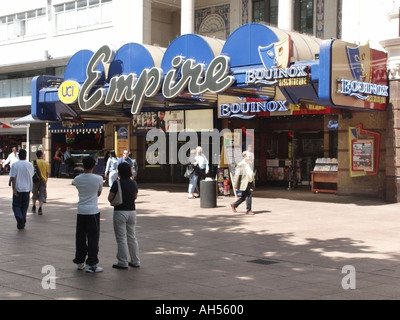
[349,124,380,177]
[311,158,338,194]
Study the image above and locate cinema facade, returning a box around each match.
[30,23,392,200]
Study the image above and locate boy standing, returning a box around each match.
[72,156,104,273]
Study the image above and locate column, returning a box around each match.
[114,0,151,45]
[181,0,195,35]
[381,38,400,202]
[278,0,294,31]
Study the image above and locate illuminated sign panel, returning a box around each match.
[330,41,388,110]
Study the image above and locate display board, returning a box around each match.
[220,131,242,197]
[349,124,380,177]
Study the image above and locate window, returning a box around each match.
[294,0,314,35]
[55,0,112,33]
[252,0,278,26]
[0,9,46,42]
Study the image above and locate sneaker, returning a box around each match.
[38,207,42,215]
[85,264,103,273]
[230,203,237,213]
[32,205,36,213]
[76,263,85,270]
[128,262,141,268]
[112,264,128,270]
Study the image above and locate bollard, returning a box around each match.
[200,179,217,208]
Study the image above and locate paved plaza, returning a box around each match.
[1,174,400,301]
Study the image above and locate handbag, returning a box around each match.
[110,180,123,206]
[184,166,194,179]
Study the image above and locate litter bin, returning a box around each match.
[200,179,217,208]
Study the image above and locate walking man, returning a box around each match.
[230,151,255,216]
[118,150,138,179]
[32,150,50,215]
[9,149,34,230]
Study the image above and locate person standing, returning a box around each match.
[230,151,255,216]
[195,146,209,180]
[186,149,199,199]
[104,150,118,187]
[157,111,166,132]
[108,162,140,269]
[195,146,209,194]
[64,146,73,177]
[9,149,34,230]
[53,147,63,178]
[31,150,50,215]
[118,150,138,179]
[72,156,103,273]
[3,147,19,186]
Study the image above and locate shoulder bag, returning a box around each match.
[32,160,42,183]
[110,180,123,206]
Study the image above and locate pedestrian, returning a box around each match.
[3,147,19,186]
[230,151,255,216]
[31,150,50,215]
[72,156,104,273]
[108,162,140,269]
[9,149,34,230]
[104,150,118,187]
[186,149,199,199]
[53,147,63,178]
[64,146,74,177]
[118,150,138,179]
[195,146,209,194]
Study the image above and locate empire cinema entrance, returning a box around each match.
[30,23,388,198]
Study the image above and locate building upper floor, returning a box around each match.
[1,0,400,109]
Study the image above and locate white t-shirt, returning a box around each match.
[72,173,103,215]
[9,160,34,192]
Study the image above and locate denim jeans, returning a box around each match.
[12,192,30,229]
[188,174,198,194]
[113,210,140,267]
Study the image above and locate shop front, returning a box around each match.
[29,23,389,199]
[48,121,106,177]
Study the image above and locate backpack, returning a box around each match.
[32,160,42,183]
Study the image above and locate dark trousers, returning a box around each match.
[73,213,100,266]
[12,192,30,229]
[233,184,252,213]
[54,160,61,177]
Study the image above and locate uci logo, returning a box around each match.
[58,81,80,104]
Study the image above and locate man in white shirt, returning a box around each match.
[195,146,209,178]
[9,149,34,230]
[2,147,19,168]
[3,147,19,186]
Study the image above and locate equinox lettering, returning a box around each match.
[220,101,288,119]
[246,66,309,86]
[339,79,389,101]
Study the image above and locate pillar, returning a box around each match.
[381,38,400,202]
[181,0,195,35]
[278,0,294,31]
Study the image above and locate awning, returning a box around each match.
[49,121,105,134]
[0,122,12,128]
[10,114,49,125]
[0,120,28,134]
